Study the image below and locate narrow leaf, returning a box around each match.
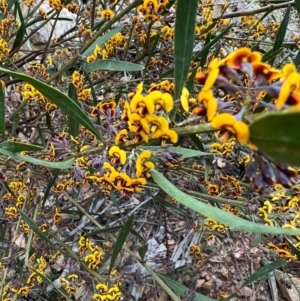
[294,0,300,14]
[151,169,300,235]
[0,147,74,169]
[249,111,300,165]
[68,83,80,137]
[174,0,198,98]
[293,49,300,67]
[270,5,290,64]
[109,214,134,273]
[145,33,160,69]
[82,25,124,56]
[0,84,5,139]
[11,21,26,52]
[0,67,103,141]
[137,146,211,158]
[189,134,205,152]
[224,259,286,300]
[159,274,217,301]
[153,196,191,219]
[0,141,43,152]
[138,244,148,261]
[84,60,144,73]
[42,169,60,208]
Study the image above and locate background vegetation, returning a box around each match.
[1,0,300,300]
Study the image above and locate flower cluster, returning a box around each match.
[86,33,126,62]
[119,83,177,145]
[72,70,92,101]
[49,0,79,13]
[93,283,122,301]
[189,244,207,265]
[137,0,169,22]
[88,147,154,195]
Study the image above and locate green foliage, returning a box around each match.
[250,111,300,165]
[151,169,300,235]
[1,0,300,300]
[174,0,198,99]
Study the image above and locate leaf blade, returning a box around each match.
[151,169,300,235]
[84,59,144,73]
[174,0,198,99]
[0,147,74,169]
[249,111,300,165]
[0,67,103,141]
[109,214,134,273]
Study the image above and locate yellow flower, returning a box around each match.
[211,113,249,144]
[100,9,114,20]
[145,114,169,134]
[136,150,154,178]
[151,129,178,145]
[109,146,126,165]
[224,47,262,70]
[203,58,220,91]
[130,93,155,116]
[197,89,217,121]
[146,90,173,112]
[252,62,281,84]
[181,87,190,112]
[126,177,147,192]
[276,72,300,109]
[128,113,149,143]
[115,129,128,145]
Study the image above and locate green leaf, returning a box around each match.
[150,169,300,235]
[262,47,283,63]
[0,67,103,141]
[68,83,80,137]
[0,84,4,139]
[159,274,217,301]
[293,49,300,67]
[0,141,43,152]
[199,34,211,68]
[270,5,290,64]
[138,244,148,260]
[174,0,198,99]
[11,0,26,52]
[189,134,205,152]
[287,239,300,259]
[109,214,134,273]
[0,147,74,169]
[82,25,124,56]
[145,33,160,69]
[83,59,144,73]
[137,146,211,158]
[294,0,300,14]
[153,196,191,219]
[224,260,286,301]
[42,169,60,208]
[249,111,300,165]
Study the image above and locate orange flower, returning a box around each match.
[100,9,114,20]
[197,90,217,121]
[224,47,262,70]
[276,72,300,109]
[211,113,249,144]
[108,146,126,165]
